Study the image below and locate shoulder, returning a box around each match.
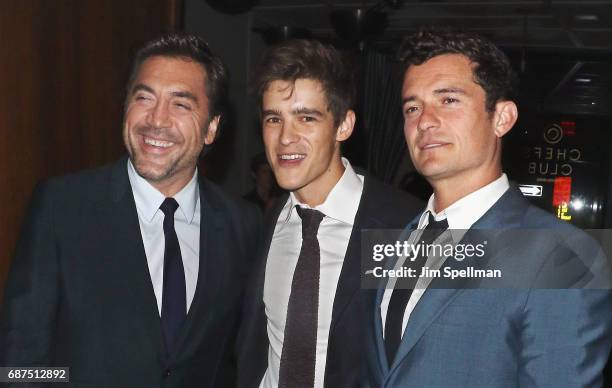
[362,174,424,216]
[525,203,600,253]
[32,161,117,205]
[519,201,591,244]
[199,177,262,228]
[199,178,256,213]
[513,202,607,287]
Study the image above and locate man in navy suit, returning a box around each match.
[1,33,259,387]
[367,30,612,387]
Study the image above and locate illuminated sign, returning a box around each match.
[552,177,572,206]
[519,184,543,197]
[557,202,572,221]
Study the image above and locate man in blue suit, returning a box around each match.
[367,30,612,387]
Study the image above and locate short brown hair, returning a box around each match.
[126,32,228,120]
[398,30,518,112]
[252,39,355,127]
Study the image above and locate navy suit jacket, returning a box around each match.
[367,187,612,387]
[0,157,261,388]
[236,174,423,387]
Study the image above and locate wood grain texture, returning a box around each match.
[0,0,183,302]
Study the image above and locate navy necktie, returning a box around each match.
[159,198,186,354]
[278,206,325,388]
[384,213,448,365]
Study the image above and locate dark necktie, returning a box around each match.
[278,206,325,388]
[384,213,449,365]
[159,197,186,354]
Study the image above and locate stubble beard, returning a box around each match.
[130,151,183,183]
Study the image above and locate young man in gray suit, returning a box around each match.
[1,33,260,387]
[367,30,612,387]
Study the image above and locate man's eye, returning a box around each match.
[265,117,281,124]
[405,106,419,115]
[135,95,150,101]
[443,97,459,104]
[301,116,315,122]
[175,102,191,110]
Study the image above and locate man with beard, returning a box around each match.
[0,33,260,388]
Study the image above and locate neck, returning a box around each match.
[150,171,195,198]
[431,169,502,213]
[294,156,345,207]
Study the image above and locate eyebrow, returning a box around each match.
[171,90,198,104]
[402,87,467,105]
[262,109,282,117]
[131,83,154,95]
[131,83,199,104]
[292,107,324,116]
[261,107,325,117]
[433,87,466,95]
[402,96,417,105]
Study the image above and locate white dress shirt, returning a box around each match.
[127,159,200,315]
[261,158,364,388]
[381,173,510,337]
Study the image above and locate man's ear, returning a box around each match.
[336,110,356,142]
[204,115,221,145]
[493,101,518,138]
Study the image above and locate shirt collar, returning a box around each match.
[288,157,363,225]
[418,173,510,237]
[127,159,199,224]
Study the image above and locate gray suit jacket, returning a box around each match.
[367,187,612,387]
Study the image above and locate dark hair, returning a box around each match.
[126,32,228,121]
[252,39,355,127]
[398,30,518,112]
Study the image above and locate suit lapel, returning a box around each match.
[329,176,390,334]
[249,194,288,361]
[388,186,530,374]
[373,213,421,372]
[172,177,227,362]
[328,200,369,332]
[373,219,419,373]
[261,194,288,285]
[103,157,165,355]
[389,287,463,371]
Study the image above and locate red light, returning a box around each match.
[552,177,572,206]
[560,121,576,136]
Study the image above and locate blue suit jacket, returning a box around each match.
[367,187,612,387]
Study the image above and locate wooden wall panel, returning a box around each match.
[0,0,183,301]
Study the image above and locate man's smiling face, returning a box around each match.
[123,55,218,195]
[261,78,350,205]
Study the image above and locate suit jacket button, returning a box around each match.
[164,369,171,377]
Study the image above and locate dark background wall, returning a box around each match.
[0,0,183,302]
[185,0,266,196]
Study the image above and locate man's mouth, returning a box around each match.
[420,142,449,150]
[279,153,306,161]
[277,153,306,166]
[144,136,175,148]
